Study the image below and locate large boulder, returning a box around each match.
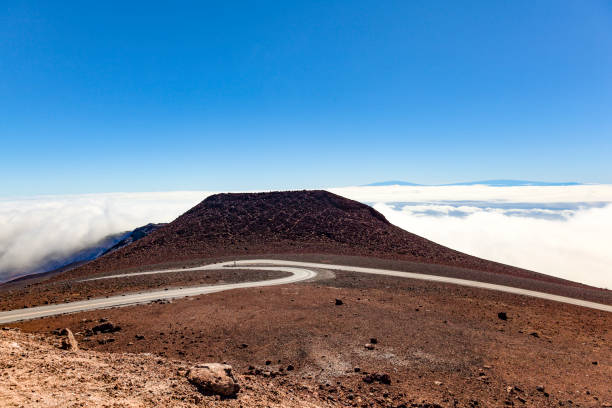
[186,363,240,397]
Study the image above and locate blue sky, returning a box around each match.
[2,1,611,195]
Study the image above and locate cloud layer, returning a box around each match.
[0,192,211,281]
[329,184,612,204]
[331,185,612,289]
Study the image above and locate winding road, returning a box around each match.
[1,259,610,324]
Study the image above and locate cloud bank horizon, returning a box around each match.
[1,185,610,288]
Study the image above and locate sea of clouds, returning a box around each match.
[1,185,611,288]
[0,192,210,282]
[331,185,612,289]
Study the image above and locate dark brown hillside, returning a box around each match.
[60,190,575,285]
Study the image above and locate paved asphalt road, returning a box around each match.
[1,259,610,324]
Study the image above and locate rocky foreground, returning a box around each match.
[0,328,330,408]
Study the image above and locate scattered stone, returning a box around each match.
[364,343,375,350]
[370,338,378,344]
[434,381,443,386]
[59,328,79,351]
[592,361,598,365]
[186,363,240,397]
[354,367,361,372]
[238,343,248,349]
[536,385,545,392]
[265,360,271,365]
[135,334,145,340]
[530,332,540,338]
[335,299,343,306]
[286,364,294,371]
[92,322,121,334]
[498,312,508,321]
[363,373,391,385]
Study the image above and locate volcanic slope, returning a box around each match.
[59,190,573,286]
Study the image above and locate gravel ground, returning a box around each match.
[10,267,612,407]
[0,328,334,408]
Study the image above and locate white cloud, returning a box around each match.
[329,184,612,289]
[329,184,612,204]
[0,192,212,281]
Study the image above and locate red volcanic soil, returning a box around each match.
[12,269,612,407]
[58,190,580,287]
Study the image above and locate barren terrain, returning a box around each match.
[2,191,610,407]
[7,266,612,407]
[0,328,331,408]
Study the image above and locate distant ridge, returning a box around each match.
[365,180,582,187]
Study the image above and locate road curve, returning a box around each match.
[1,259,610,324]
[0,262,316,324]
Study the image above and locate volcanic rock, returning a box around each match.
[186,363,240,397]
[59,328,79,351]
[363,373,391,385]
[92,322,121,334]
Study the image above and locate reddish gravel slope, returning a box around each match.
[58,190,581,287]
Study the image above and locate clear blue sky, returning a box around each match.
[2,1,611,195]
